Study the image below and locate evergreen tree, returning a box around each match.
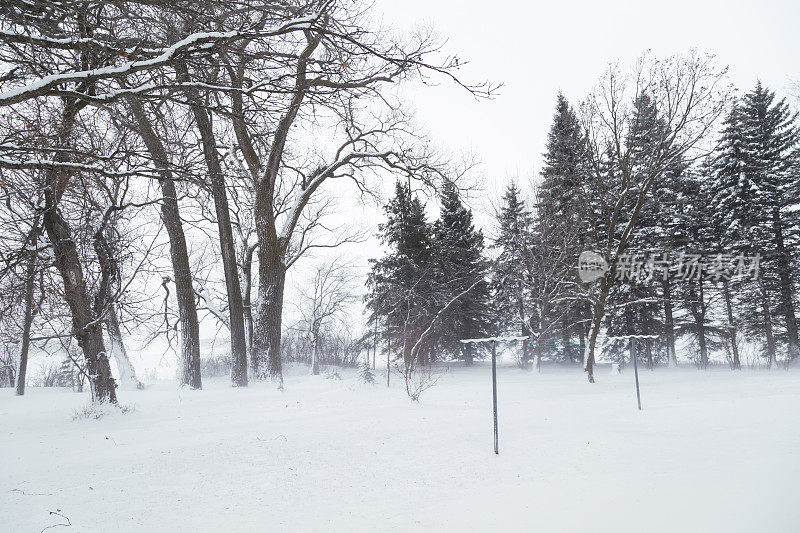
[604,92,673,367]
[740,82,800,362]
[491,183,534,362]
[366,182,437,367]
[674,170,730,368]
[539,92,590,228]
[432,182,493,364]
[632,92,692,367]
[538,93,591,363]
[710,83,800,364]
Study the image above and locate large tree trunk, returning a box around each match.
[584,278,610,383]
[642,313,654,369]
[126,97,202,389]
[43,202,116,403]
[241,243,257,355]
[91,212,144,393]
[518,298,530,365]
[692,280,708,368]
[722,280,741,370]
[189,102,248,387]
[772,206,799,361]
[250,35,322,384]
[561,314,573,364]
[759,278,777,368]
[15,226,39,396]
[311,331,320,375]
[107,305,143,389]
[253,240,286,383]
[464,343,474,366]
[662,278,677,367]
[42,100,116,403]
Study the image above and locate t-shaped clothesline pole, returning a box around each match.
[607,334,659,411]
[460,336,529,454]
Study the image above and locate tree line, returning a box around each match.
[0,1,493,401]
[367,66,799,382]
[1,2,795,401]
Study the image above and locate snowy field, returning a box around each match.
[2,363,799,532]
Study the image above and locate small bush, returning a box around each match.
[324,369,342,380]
[200,355,231,378]
[72,402,134,421]
[358,363,376,384]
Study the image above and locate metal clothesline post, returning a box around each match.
[460,336,529,455]
[608,334,657,411]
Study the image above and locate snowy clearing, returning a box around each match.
[2,363,798,532]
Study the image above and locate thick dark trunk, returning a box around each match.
[43,205,116,403]
[662,278,677,366]
[161,178,202,390]
[561,314,572,364]
[759,278,777,368]
[722,281,740,369]
[585,279,610,383]
[126,97,202,389]
[642,320,653,369]
[519,298,530,364]
[253,241,286,382]
[772,206,799,361]
[241,244,256,354]
[690,281,709,369]
[41,100,115,403]
[15,227,39,396]
[250,35,322,384]
[311,332,320,375]
[186,92,248,387]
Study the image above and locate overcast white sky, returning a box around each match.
[375,0,800,201]
[283,0,800,332]
[142,0,800,370]
[141,0,800,371]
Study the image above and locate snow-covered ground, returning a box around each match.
[2,363,799,532]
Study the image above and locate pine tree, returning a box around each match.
[358,362,376,384]
[675,169,732,369]
[492,183,533,363]
[630,92,692,367]
[740,82,800,362]
[710,83,800,365]
[538,93,591,363]
[539,92,590,228]
[366,182,437,367]
[603,92,673,367]
[432,182,493,364]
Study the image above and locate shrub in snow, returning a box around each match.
[324,369,342,380]
[358,363,376,384]
[72,402,134,421]
[200,355,232,378]
[402,364,444,401]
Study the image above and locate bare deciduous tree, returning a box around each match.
[579,52,729,382]
[295,259,357,375]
